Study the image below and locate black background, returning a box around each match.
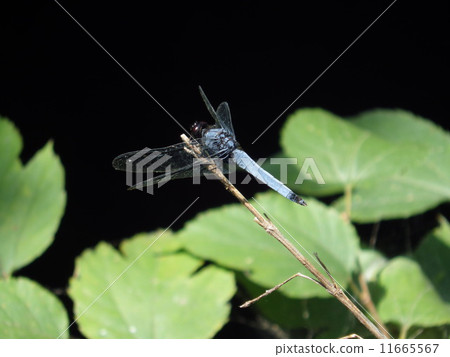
[1,0,449,336]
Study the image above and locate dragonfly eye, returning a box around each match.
[190,121,208,138]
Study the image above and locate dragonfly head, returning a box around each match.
[190,121,208,138]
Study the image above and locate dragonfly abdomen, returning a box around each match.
[231,149,307,206]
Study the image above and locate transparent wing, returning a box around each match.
[216,102,235,137]
[113,135,234,189]
[199,86,218,124]
[127,159,234,190]
[112,141,201,173]
[199,86,235,137]
[128,163,197,190]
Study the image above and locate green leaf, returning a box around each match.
[281,108,423,196]
[338,109,450,222]
[179,192,360,299]
[0,277,69,338]
[351,109,446,147]
[358,247,388,282]
[69,232,236,338]
[279,108,446,222]
[414,216,450,301]
[120,230,184,256]
[0,118,66,276]
[375,257,450,331]
[0,118,22,181]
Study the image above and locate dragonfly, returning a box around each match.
[112,87,307,206]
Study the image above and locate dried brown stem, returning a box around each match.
[181,134,390,339]
[239,272,322,308]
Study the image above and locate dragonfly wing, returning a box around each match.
[128,163,196,190]
[199,86,219,123]
[112,140,202,173]
[128,157,234,190]
[199,86,235,137]
[216,102,235,137]
[198,86,235,137]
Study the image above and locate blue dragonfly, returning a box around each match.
[112,87,306,206]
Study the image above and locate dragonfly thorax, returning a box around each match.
[203,128,237,159]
